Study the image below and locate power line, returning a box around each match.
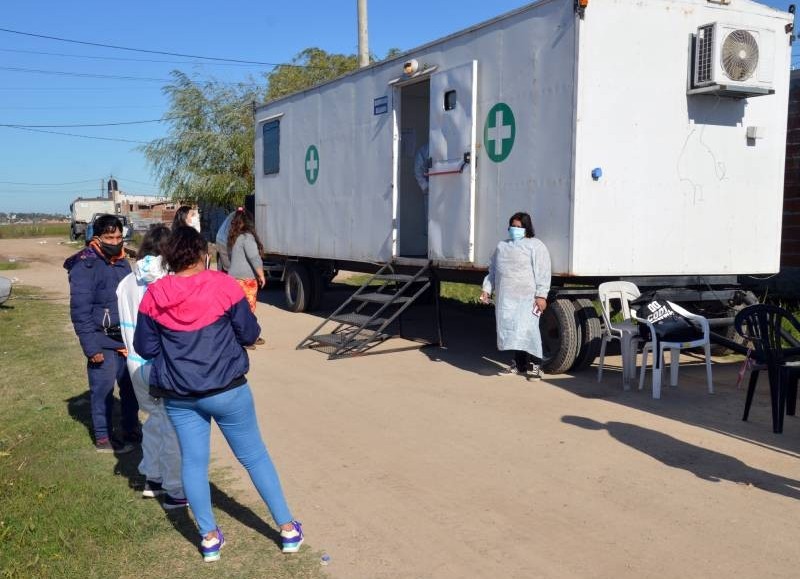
[0,26,305,67]
[0,46,268,67]
[0,86,164,90]
[0,118,172,128]
[2,125,149,144]
[0,65,167,82]
[0,179,98,186]
[0,65,266,87]
[0,105,164,110]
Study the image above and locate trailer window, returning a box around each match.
[444,90,457,111]
[262,120,280,175]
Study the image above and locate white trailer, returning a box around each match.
[69,197,116,240]
[254,0,794,369]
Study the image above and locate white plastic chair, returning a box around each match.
[597,281,644,389]
[635,300,713,399]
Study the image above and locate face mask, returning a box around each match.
[189,215,201,232]
[508,226,525,241]
[99,241,124,258]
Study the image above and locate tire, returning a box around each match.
[284,263,313,312]
[571,298,603,371]
[541,298,578,375]
[69,227,77,241]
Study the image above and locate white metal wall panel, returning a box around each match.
[470,0,576,273]
[572,0,792,276]
[428,61,477,262]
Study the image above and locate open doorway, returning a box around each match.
[398,80,430,258]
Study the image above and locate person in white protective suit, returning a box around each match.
[480,212,551,380]
[116,225,186,508]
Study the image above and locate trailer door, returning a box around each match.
[428,60,477,263]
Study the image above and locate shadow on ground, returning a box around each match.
[562,415,800,500]
[257,280,800,459]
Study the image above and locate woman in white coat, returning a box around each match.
[116,225,185,507]
[480,212,552,380]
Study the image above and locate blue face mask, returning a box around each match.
[508,226,525,241]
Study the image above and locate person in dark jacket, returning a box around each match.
[64,213,139,453]
[133,226,303,562]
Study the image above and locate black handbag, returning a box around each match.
[635,299,703,344]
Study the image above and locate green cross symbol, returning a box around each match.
[483,103,516,163]
[305,145,319,185]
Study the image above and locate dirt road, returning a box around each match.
[5,237,800,579]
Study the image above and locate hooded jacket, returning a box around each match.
[116,255,169,383]
[133,269,259,399]
[64,244,132,357]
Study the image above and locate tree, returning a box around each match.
[141,71,261,207]
[145,48,402,206]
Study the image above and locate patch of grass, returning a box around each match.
[341,274,482,305]
[0,286,324,578]
[0,223,70,239]
[0,261,23,271]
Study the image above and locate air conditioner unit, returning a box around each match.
[689,22,775,98]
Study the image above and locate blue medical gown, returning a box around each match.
[481,237,552,358]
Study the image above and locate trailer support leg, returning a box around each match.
[433,270,444,348]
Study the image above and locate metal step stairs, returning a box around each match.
[297,262,439,359]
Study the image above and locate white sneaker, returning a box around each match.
[528,364,542,381]
[500,362,524,376]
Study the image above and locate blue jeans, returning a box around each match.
[164,384,293,536]
[87,348,138,440]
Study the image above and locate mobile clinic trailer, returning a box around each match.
[254,0,794,371]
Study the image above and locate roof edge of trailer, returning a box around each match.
[254,0,559,113]
[254,0,792,114]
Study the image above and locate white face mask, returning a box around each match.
[189,214,201,232]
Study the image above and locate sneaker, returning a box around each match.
[281,521,304,553]
[528,364,542,381]
[163,493,189,510]
[500,362,524,377]
[244,343,256,350]
[200,527,225,562]
[255,337,266,345]
[95,436,134,454]
[142,480,164,498]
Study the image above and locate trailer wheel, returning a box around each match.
[571,298,602,372]
[284,263,313,312]
[541,298,578,375]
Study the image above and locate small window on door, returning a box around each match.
[444,90,457,111]
[262,119,280,175]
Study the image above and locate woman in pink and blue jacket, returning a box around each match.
[133,226,303,562]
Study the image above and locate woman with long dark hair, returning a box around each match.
[480,212,552,380]
[227,209,266,343]
[117,225,185,507]
[133,226,303,562]
[172,205,200,232]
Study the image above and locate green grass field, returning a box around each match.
[0,223,70,239]
[0,287,324,578]
[342,273,483,305]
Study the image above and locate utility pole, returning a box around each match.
[357,0,369,68]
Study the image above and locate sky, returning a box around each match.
[0,0,796,213]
